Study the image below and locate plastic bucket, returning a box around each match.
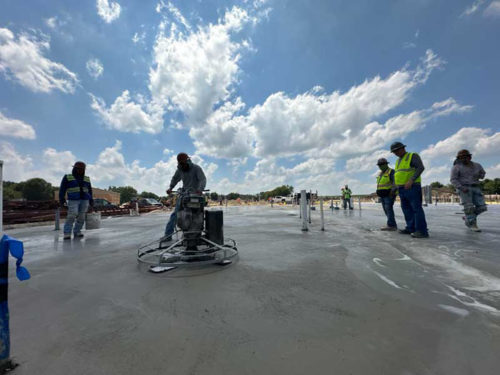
[85,212,101,230]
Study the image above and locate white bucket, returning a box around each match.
[85,212,101,230]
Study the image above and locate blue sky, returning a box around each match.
[1,0,499,195]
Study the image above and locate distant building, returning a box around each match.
[54,187,120,205]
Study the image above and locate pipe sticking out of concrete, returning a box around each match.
[301,190,308,231]
[320,198,325,231]
[54,208,60,231]
[308,190,312,224]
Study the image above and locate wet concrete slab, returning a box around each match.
[6,203,500,374]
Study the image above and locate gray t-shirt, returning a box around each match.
[169,160,207,192]
[450,161,485,190]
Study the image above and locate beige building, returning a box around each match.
[55,187,120,205]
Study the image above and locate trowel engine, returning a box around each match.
[177,193,206,250]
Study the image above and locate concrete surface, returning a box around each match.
[5,203,500,375]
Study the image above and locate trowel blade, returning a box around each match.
[149,266,176,273]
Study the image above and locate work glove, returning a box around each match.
[167,188,173,195]
[461,187,469,193]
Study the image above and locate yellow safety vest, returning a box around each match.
[394,153,421,186]
[376,168,394,190]
[342,189,351,199]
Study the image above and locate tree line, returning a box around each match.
[430,179,500,194]
[4,178,500,203]
[2,178,296,203]
[2,178,163,203]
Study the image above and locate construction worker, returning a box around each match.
[342,185,353,210]
[161,153,206,242]
[391,142,429,238]
[59,161,94,240]
[450,149,487,232]
[376,158,397,231]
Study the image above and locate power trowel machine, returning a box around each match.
[137,189,238,273]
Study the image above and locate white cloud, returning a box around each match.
[403,42,416,49]
[484,1,500,16]
[149,6,254,126]
[461,0,486,17]
[96,0,121,23]
[486,163,500,178]
[163,148,173,155]
[45,17,58,29]
[1,141,218,195]
[345,150,392,173]
[421,165,452,184]
[157,1,192,31]
[201,51,449,160]
[86,58,104,79]
[93,5,262,135]
[90,91,164,134]
[0,111,36,139]
[132,31,146,44]
[85,141,218,194]
[0,28,78,93]
[0,142,33,181]
[420,127,500,162]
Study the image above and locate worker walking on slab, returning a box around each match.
[391,142,429,238]
[59,161,94,240]
[161,153,206,242]
[376,158,398,231]
[341,185,353,210]
[450,149,487,232]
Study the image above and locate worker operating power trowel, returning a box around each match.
[161,153,207,244]
[137,153,237,273]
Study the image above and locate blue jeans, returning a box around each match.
[458,186,487,224]
[343,198,352,209]
[398,185,428,234]
[64,200,89,234]
[380,196,397,228]
[164,197,181,238]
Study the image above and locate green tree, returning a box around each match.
[430,181,444,189]
[109,186,138,204]
[210,192,219,201]
[140,191,160,200]
[226,192,240,200]
[2,181,23,200]
[21,178,54,201]
[481,178,500,194]
[269,185,294,197]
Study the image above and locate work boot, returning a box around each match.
[63,233,71,240]
[74,232,84,238]
[469,224,481,232]
[380,226,397,231]
[411,231,429,238]
[398,229,412,234]
[462,216,471,228]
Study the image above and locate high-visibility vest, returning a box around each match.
[376,168,394,191]
[394,152,421,186]
[65,174,92,200]
[342,189,352,199]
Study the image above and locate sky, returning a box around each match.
[1,0,499,195]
